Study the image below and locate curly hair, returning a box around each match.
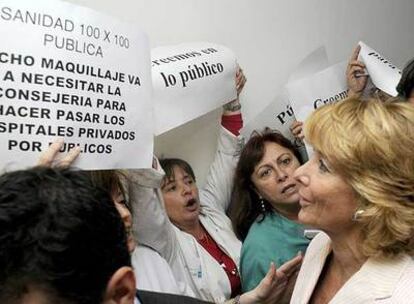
[305,97,414,258]
[229,128,302,241]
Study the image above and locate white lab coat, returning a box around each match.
[132,245,182,295]
[128,127,243,303]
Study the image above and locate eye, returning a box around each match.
[118,199,127,207]
[318,159,330,173]
[281,157,291,166]
[259,168,271,178]
[163,184,177,192]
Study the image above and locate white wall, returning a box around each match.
[67,0,414,185]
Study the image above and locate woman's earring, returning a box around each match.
[259,196,266,213]
[352,209,365,221]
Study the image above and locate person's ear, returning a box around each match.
[103,266,136,304]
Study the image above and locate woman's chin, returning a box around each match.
[298,209,314,226]
[128,238,136,253]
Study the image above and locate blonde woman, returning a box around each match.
[292,97,414,303]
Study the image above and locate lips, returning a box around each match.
[298,191,312,207]
[281,183,297,194]
[186,198,197,207]
[125,226,136,252]
[125,226,134,240]
[185,198,199,212]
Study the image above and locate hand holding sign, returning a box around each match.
[223,65,246,115]
[346,45,369,97]
[236,66,247,96]
[358,41,401,97]
[289,120,304,141]
[37,139,80,168]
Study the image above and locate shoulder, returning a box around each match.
[137,290,212,304]
[298,231,330,273]
[242,215,272,245]
[393,260,414,301]
[243,213,301,244]
[305,231,330,256]
[132,245,170,267]
[241,216,281,271]
[376,255,414,302]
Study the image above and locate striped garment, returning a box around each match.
[291,231,414,304]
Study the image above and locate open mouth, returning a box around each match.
[281,183,297,194]
[186,198,197,207]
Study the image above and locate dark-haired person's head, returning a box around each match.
[0,167,136,304]
[87,170,136,253]
[159,158,201,230]
[230,128,303,240]
[397,57,414,104]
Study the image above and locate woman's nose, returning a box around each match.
[120,205,132,220]
[294,163,309,186]
[277,172,288,183]
[182,183,192,195]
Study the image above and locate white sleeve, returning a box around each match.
[126,164,179,264]
[199,126,244,213]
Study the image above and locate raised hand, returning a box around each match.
[346,45,369,97]
[236,66,247,96]
[238,254,302,304]
[36,139,81,168]
[290,120,304,141]
[223,65,246,115]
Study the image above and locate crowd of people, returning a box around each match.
[1,44,414,304]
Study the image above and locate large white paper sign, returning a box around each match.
[286,61,348,155]
[358,41,401,97]
[242,92,296,140]
[152,42,237,135]
[242,92,307,160]
[286,61,348,123]
[0,0,153,170]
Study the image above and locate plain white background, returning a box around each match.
[67,0,414,185]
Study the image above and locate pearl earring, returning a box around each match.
[259,196,266,213]
[352,209,365,221]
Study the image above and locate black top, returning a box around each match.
[136,290,213,304]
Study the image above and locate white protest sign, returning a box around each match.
[242,92,307,160]
[242,92,296,138]
[358,41,401,97]
[0,0,153,170]
[152,42,237,135]
[286,61,348,155]
[242,47,329,161]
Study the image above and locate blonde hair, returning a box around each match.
[305,97,414,258]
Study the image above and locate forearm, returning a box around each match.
[221,112,243,136]
[126,169,178,262]
[200,127,243,212]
